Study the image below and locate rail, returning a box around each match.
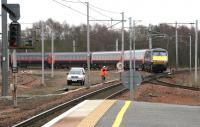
[12,81,124,127]
[12,69,198,126]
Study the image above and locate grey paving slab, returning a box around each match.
[96,101,200,127]
[121,101,200,127]
[95,100,125,127]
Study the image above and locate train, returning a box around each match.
[11,48,168,72]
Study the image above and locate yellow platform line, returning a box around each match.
[112,101,131,127]
[76,100,117,127]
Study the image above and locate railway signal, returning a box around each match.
[2,3,21,105]
[9,21,21,48]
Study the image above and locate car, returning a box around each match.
[67,67,86,85]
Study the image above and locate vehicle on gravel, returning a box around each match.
[67,67,86,85]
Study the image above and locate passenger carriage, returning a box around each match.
[124,49,147,70]
[91,51,121,70]
[15,52,49,68]
[47,52,88,69]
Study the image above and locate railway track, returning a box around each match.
[142,70,200,91]
[12,69,199,127]
[142,72,171,82]
[12,81,126,127]
[12,72,170,127]
[150,79,200,91]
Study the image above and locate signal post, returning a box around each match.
[9,21,21,106]
[4,4,20,107]
[1,2,20,98]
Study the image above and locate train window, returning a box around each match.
[94,54,97,60]
[79,54,81,59]
[107,54,110,59]
[101,55,103,60]
[70,54,73,59]
[117,54,120,59]
[68,55,72,60]
[74,54,77,59]
[102,55,104,60]
[65,55,68,60]
[83,54,87,59]
[99,54,101,60]
[73,54,76,59]
[153,51,167,56]
[72,55,75,59]
[160,52,167,56]
[78,54,81,58]
[106,54,108,59]
[93,54,96,60]
[105,54,108,59]
[113,54,116,60]
[95,54,98,60]
[153,52,160,56]
[101,54,104,60]
[56,55,58,60]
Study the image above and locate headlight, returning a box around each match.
[78,75,84,79]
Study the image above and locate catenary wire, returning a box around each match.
[52,0,96,20]
[77,0,114,19]
[55,0,123,29]
[60,0,113,20]
[59,0,81,3]
[87,1,120,14]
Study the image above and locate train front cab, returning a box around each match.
[144,48,168,72]
[152,56,168,72]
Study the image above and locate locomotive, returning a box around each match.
[143,48,168,72]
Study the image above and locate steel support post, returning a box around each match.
[1,0,8,96]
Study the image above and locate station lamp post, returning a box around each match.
[132,20,142,70]
[86,2,90,88]
[46,26,55,78]
[33,22,46,86]
[194,20,198,84]
[41,22,45,86]
[51,30,54,78]
[189,33,192,72]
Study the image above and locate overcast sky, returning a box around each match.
[6,0,200,29]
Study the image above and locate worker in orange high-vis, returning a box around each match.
[100,66,108,83]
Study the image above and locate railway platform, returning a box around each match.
[43,100,200,127]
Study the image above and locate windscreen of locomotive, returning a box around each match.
[153,51,167,56]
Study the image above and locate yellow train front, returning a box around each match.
[143,48,168,72]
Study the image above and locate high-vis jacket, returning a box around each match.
[100,68,107,77]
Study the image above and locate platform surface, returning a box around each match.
[43,100,200,127]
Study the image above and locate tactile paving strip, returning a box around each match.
[76,100,117,127]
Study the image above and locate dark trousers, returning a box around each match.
[101,76,106,82]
